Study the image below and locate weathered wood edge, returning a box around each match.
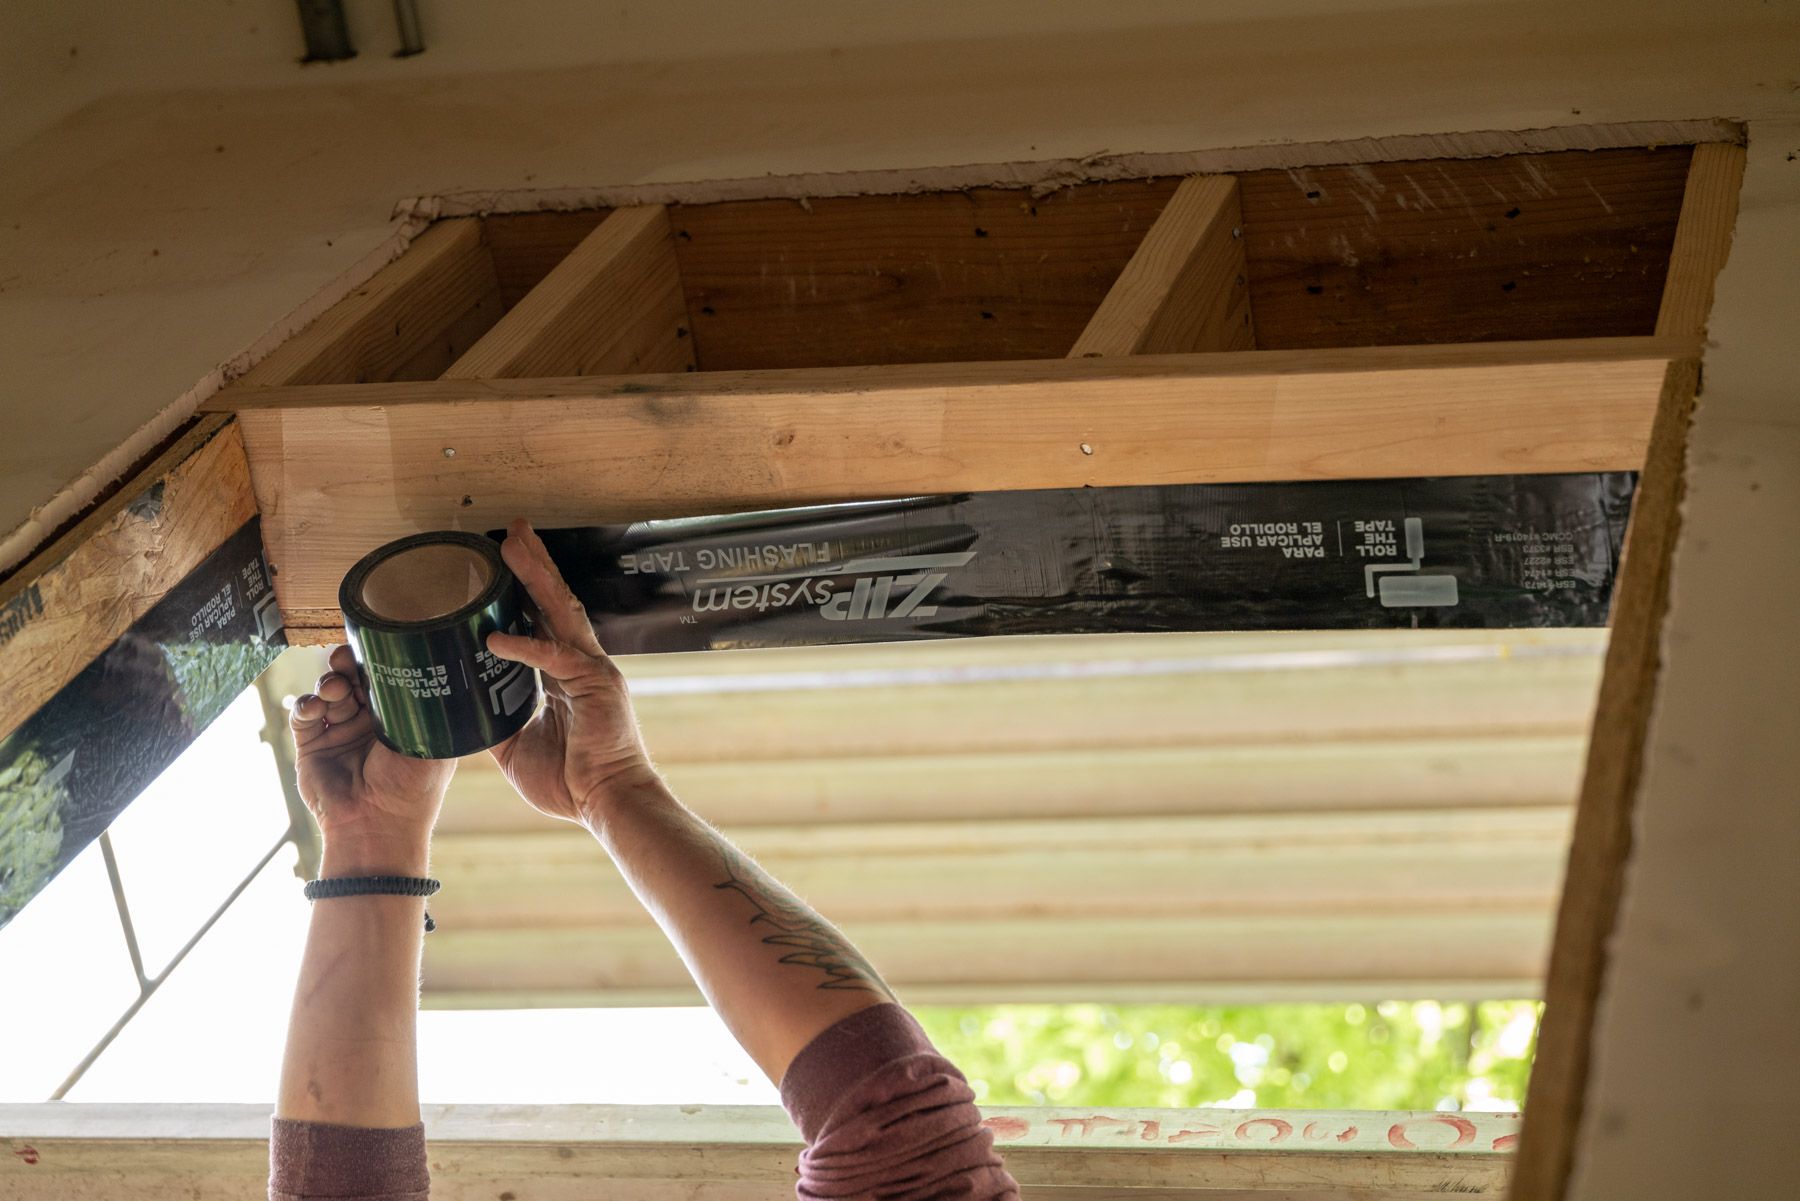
[0,415,254,743]
[1509,143,1748,1201]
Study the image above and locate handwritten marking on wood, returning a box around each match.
[982,1108,1517,1153]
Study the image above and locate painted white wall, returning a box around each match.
[1566,119,1800,1201]
[0,0,1494,154]
[0,2,1797,1193]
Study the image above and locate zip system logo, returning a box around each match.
[684,551,976,623]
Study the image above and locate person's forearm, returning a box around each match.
[587,774,891,1083]
[276,835,430,1128]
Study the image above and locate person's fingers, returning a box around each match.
[503,520,595,649]
[488,629,618,689]
[487,629,581,675]
[326,644,369,700]
[314,671,362,725]
[502,520,603,655]
[290,680,372,753]
[290,693,330,747]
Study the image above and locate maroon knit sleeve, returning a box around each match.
[269,1117,429,1201]
[779,1003,1019,1200]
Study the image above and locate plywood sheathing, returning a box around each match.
[1242,148,1689,349]
[674,180,1185,370]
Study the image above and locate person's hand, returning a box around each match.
[290,645,456,876]
[485,519,657,830]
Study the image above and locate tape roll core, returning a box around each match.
[340,532,539,759]
[360,541,495,623]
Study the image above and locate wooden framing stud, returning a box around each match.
[444,206,694,379]
[0,416,257,745]
[1071,175,1254,356]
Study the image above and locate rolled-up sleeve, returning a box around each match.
[780,1003,1019,1200]
[269,1118,429,1201]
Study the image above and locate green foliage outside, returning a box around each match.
[163,640,282,729]
[914,1000,1540,1112]
[0,746,67,923]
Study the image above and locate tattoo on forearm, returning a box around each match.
[713,847,893,996]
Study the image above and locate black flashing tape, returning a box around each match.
[526,473,1635,655]
[340,532,538,760]
[0,519,286,928]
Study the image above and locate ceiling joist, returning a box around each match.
[1070,174,1254,356]
[444,205,694,379]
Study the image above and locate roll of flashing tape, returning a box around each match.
[339,531,539,759]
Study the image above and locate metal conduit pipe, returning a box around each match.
[295,0,355,62]
[296,1,427,63]
[393,0,427,57]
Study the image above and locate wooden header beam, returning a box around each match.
[207,336,1683,633]
[0,1102,1518,1198]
